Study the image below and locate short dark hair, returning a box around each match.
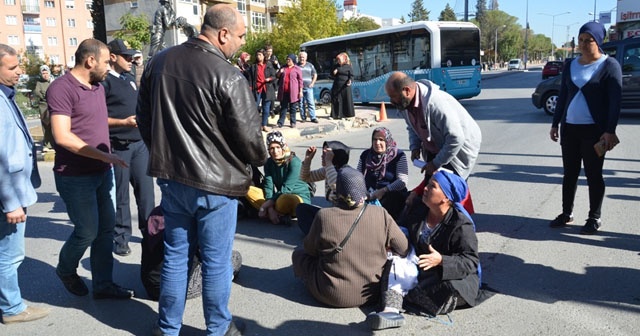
[74,39,108,66]
[0,44,17,67]
[264,44,273,50]
[201,4,237,34]
[387,73,415,93]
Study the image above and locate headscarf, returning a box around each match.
[365,127,398,180]
[335,166,367,210]
[432,170,474,227]
[323,140,350,169]
[39,65,51,82]
[287,54,297,64]
[579,21,606,51]
[266,131,290,165]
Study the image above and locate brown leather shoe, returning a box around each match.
[2,306,50,324]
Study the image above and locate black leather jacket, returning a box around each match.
[137,38,267,196]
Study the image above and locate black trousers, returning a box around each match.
[111,140,155,247]
[560,123,605,219]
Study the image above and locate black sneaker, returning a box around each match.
[93,283,134,300]
[225,320,246,336]
[580,218,601,235]
[366,311,405,330]
[549,213,573,228]
[114,243,131,256]
[56,269,89,296]
[311,118,319,123]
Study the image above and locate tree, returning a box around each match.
[399,15,406,24]
[91,0,106,43]
[439,3,457,21]
[476,0,487,24]
[408,0,429,22]
[343,16,381,34]
[113,13,150,51]
[269,0,343,62]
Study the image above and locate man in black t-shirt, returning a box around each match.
[103,39,155,257]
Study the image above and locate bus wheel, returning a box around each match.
[320,89,331,105]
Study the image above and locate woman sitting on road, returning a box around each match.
[246,131,311,225]
[367,169,484,330]
[357,127,409,219]
[292,166,410,308]
[296,141,350,235]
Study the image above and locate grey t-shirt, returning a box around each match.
[299,62,317,88]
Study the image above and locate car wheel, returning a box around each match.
[542,92,558,116]
[320,89,331,105]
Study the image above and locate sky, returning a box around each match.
[355,0,619,47]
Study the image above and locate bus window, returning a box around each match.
[440,29,480,67]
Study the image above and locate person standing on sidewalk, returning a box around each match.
[137,5,266,335]
[33,65,54,151]
[0,43,49,324]
[102,39,155,256]
[48,39,134,300]
[276,54,303,128]
[298,51,318,123]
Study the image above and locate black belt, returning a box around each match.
[111,138,141,144]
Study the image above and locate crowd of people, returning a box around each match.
[0,7,622,336]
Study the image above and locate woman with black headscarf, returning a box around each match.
[292,167,409,308]
[296,140,350,235]
[357,127,408,219]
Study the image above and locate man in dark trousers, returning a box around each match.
[103,39,155,256]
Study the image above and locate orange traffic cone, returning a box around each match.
[378,102,387,122]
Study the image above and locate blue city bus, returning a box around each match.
[300,21,481,104]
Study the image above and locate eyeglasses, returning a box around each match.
[578,38,595,44]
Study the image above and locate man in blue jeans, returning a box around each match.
[0,43,49,324]
[137,5,267,336]
[48,39,134,300]
[298,51,318,123]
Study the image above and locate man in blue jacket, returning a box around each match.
[0,44,48,324]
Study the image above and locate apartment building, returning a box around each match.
[1,0,95,66]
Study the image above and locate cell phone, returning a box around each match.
[594,139,607,157]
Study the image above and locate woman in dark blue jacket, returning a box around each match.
[549,21,622,235]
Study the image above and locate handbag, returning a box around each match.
[329,203,368,255]
[403,279,457,317]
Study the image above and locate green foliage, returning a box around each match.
[91,0,106,43]
[20,52,45,91]
[270,0,343,62]
[342,16,381,34]
[408,0,430,22]
[113,13,151,51]
[243,31,271,59]
[439,4,457,21]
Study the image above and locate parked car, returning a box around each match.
[507,59,524,71]
[532,37,640,115]
[541,61,564,79]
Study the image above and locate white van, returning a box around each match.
[508,59,524,71]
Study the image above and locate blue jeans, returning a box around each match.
[277,95,298,126]
[55,169,116,292]
[256,92,272,127]
[156,179,237,336]
[300,88,316,120]
[0,216,26,316]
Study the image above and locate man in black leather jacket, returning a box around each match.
[137,4,266,336]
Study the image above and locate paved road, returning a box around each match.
[7,69,640,335]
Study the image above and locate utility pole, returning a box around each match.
[524,0,529,69]
[464,0,469,22]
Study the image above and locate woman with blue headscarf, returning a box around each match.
[367,169,482,330]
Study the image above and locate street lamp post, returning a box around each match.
[539,12,571,59]
[494,25,505,69]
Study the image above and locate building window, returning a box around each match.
[50,55,60,64]
[86,20,93,29]
[48,37,58,46]
[67,18,76,27]
[44,0,55,8]
[5,15,18,25]
[85,1,92,10]
[130,1,138,8]
[251,12,266,31]
[65,0,74,9]
[8,35,19,45]
[4,0,16,5]
[69,38,78,46]
[237,0,246,15]
[251,0,266,4]
[46,17,56,26]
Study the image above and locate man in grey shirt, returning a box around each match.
[298,51,318,123]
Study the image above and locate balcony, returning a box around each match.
[21,4,40,13]
[24,23,42,33]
